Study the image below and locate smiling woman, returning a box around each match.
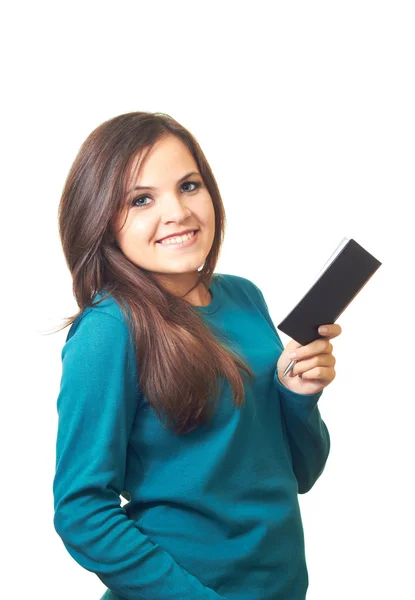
[52,110,331,600]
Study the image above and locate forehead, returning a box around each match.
[127,136,196,185]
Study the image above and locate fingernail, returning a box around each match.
[290,352,297,359]
[319,327,328,333]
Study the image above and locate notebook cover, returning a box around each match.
[277,238,382,346]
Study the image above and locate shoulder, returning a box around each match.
[216,272,271,318]
[58,296,141,410]
[64,291,131,347]
[216,272,263,298]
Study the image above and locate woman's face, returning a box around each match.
[113,135,216,295]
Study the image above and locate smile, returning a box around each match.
[156,230,199,249]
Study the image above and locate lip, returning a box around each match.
[157,228,198,242]
[156,229,200,249]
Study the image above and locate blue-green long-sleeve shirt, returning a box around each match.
[53,273,330,600]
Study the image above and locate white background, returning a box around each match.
[2,1,414,598]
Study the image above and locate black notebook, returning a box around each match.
[277,237,382,346]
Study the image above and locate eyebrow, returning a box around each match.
[127,171,201,194]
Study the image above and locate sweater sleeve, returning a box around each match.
[53,310,227,600]
[247,280,331,494]
[274,377,330,494]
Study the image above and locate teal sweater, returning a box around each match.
[53,273,330,600]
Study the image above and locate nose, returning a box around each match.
[160,193,192,222]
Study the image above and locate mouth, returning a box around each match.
[156,229,200,248]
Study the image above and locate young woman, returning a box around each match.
[53,111,341,600]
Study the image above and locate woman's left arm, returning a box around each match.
[275,324,341,493]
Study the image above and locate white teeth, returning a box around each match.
[159,231,196,245]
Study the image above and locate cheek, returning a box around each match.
[200,195,215,223]
[121,216,152,242]
[207,204,216,231]
[115,225,146,256]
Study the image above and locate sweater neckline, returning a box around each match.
[96,274,222,316]
[193,273,222,315]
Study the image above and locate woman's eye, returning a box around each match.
[131,196,151,208]
[181,181,200,193]
[131,181,201,208]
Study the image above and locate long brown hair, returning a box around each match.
[52,111,254,435]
